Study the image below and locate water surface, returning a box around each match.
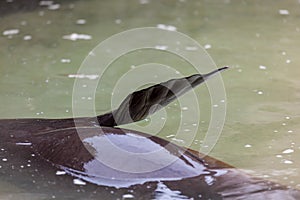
[0,0,300,198]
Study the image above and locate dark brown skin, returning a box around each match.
[1,118,299,199]
[0,68,299,199]
[97,67,228,127]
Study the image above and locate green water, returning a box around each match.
[1,0,300,197]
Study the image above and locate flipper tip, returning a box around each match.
[217,66,230,72]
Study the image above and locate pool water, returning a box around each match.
[1,0,300,198]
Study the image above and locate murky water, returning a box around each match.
[1,0,300,198]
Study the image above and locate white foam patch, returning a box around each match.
[56,171,66,175]
[259,65,267,70]
[279,9,289,15]
[73,178,86,185]
[156,24,177,31]
[15,142,32,146]
[63,33,92,41]
[282,149,294,154]
[3,29,19,36]
[154,182,190,199]
[68,74,99,80]
[122,194,135,199]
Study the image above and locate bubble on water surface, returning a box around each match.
[156,24,177,31]
[73,179,86,186]
[279,9,290,15]
[259,65,267,70]
[39,1,53,6]
[204,44,212,49]
[3,29,19,36]
[48,4,60,10]
[282,149,294,154]
[257,91,263,95]
[185,46,198,51]
[63,33,92,41]
[76,19,86,25]
[155,45,168,50]
[139,0,149,4]
[115,19,122,24]
[283,160,293,164]
[15,142,32,146]
[23,35,32,40]
[122,194,135,199]
[61,58,71,63]
[56,171,66,176]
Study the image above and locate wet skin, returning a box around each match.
[0,68,299,199]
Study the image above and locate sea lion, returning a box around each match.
[0,67,299,199]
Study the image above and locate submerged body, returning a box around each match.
[0,118,299,199]
[0,68,299,199]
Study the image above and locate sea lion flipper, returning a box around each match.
[97,67,228,127]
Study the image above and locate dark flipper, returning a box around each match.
[97,67,228,127]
